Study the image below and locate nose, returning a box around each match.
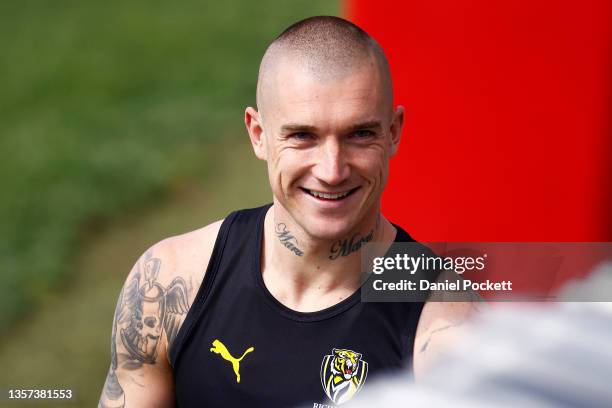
[312,138,350,186]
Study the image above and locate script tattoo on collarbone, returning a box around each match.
[329,229,374,260]
[275,223,304,256]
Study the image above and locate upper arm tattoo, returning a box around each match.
[418,322,463,354]
[99,290,126,408]
[418,302,482,355]
[119,255,190,365]
[99,253,190,407]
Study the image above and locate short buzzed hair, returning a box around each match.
[256,16,392,114]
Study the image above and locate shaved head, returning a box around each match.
[245,16,404,242]
[256,16,393,118]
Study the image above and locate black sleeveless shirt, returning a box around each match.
[170,204,425,407]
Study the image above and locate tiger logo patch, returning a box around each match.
[320,348,368,405]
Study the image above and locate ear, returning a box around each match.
[389,105,405,157]
[245,107,267,160]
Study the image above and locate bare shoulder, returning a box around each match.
[124,218,224,355]
[98,219,224,408]
[148,219,224,307]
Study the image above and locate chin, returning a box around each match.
[300,216,355,241]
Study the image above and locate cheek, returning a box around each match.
[351,146,388,182]
[269,149,306,189]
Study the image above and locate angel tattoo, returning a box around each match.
[117,255,189,365]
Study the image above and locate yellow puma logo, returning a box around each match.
[210,339,254,383]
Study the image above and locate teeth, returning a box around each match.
[309,190,350,199]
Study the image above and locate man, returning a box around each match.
[99,16,471,408]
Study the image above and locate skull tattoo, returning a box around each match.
[118,256,189,365]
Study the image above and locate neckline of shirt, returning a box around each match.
[251,204,400,323]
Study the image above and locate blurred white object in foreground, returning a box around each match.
[346,262,612,408]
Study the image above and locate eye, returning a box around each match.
[289,132,313,141]
[352,130,375,139]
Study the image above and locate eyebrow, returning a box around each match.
[279,120,383,134]
[347,121,383,132]
[280,124,318,134]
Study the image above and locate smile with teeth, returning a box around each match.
[304,187,358,200]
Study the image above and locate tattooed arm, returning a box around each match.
[99,220,223,408]
[412,271,483,379]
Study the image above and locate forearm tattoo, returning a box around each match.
[275,223,304,256]
[99,253,190,407]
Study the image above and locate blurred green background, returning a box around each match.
[0,1,337,406]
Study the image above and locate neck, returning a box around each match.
[260,203,396,312]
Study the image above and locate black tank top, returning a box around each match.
[170,204,426,407]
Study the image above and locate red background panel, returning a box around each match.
[346,0,612,241]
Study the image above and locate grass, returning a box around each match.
[0,142,271,407]
[0,0,338,333]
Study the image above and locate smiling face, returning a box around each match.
[246,53,403,241]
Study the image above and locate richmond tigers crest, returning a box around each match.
[320,348,368,405]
